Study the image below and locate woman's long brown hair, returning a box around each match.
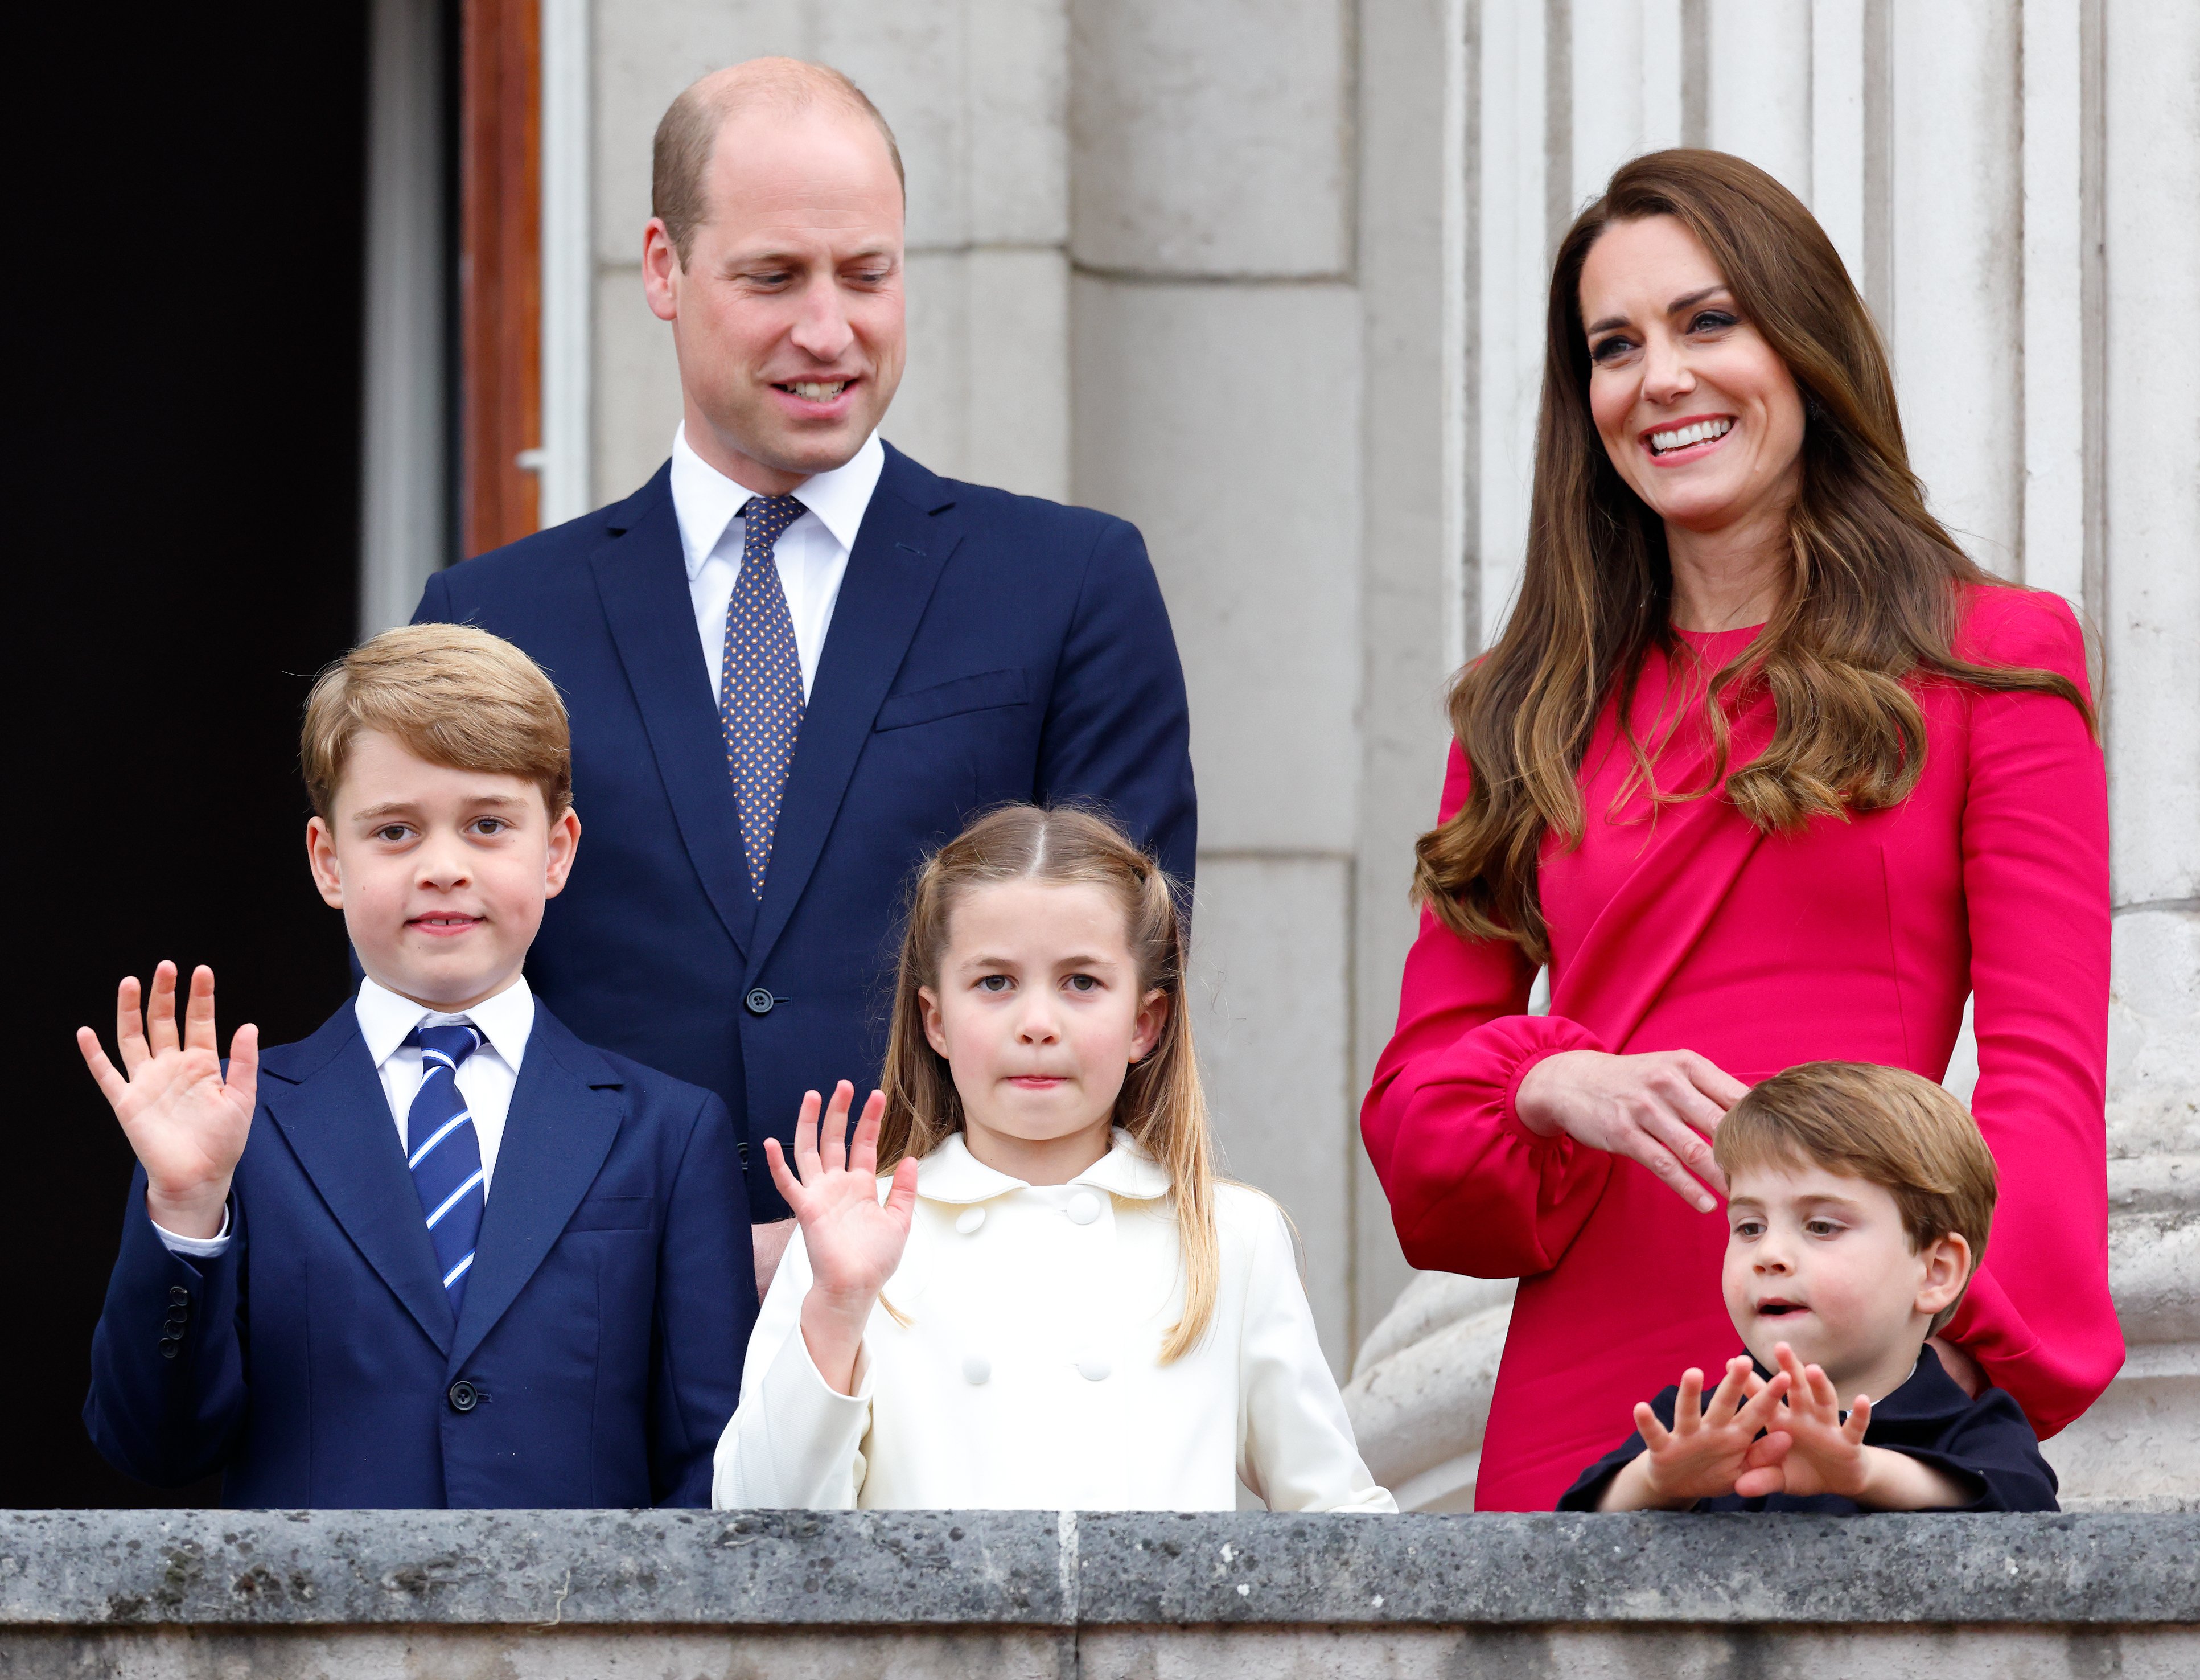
[1416,149,2091,964]
[877,804,1220,1362]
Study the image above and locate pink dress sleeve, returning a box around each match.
[1944,588,2123,1434]
[1359,742,1615,1277]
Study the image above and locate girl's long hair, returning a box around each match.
[1416,149,2090,964]
[877,803,1219,1362]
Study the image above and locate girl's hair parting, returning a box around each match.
[877,803,1218,1361]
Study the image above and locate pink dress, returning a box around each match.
[1361,586,2121,1513]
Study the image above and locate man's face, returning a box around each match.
[643,105,906,494]
[306,730,581,1012]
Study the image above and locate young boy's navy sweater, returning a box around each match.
[84,998,756,1508]
[1556,1346,2059,1513]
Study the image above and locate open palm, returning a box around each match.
[765,1081,919,1304]
[1636,1355,1793,1504]
[78,962,257,1236]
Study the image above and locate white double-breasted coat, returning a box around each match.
[713,1130,1395,1511]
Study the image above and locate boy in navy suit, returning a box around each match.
[80,624,756,1507]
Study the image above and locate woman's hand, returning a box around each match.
[1515,1048,1747,1212]
[77,963,258,1241]
[1597,1355,1792,1510]
[764,1080,919,1396]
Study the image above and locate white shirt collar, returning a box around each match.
[354,973,536,1073]
[668,423,885,581]
[911,1128,1174,1205]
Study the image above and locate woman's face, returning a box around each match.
[1578,213,1805,540]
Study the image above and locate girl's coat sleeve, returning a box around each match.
[713,1229,873,1509]
[1231,1193,1398,1513]
[1946,590,2121,1435]
[1358,743,1615,1278]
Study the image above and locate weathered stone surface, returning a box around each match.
[4,1510,2195,1632]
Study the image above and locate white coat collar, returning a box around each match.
[911,1129,1173,1205]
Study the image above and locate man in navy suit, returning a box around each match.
[416,59,1196,1290]
[80,626,754,1506]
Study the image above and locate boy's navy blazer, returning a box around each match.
[84,1000,756,1508]
[414,445,1197,1218]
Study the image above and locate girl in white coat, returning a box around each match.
[714,804,1394,1513]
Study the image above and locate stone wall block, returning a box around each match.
[1071,277,1361,853]
[1070,0,1349,276]
[893,248,1071,500]
[1190,857,1354,1372]
[591,268,684,506]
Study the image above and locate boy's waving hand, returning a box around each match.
[79,962,257,1241]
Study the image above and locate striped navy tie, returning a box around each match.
[404,1023,486,1312]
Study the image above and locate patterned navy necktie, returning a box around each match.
[404,1023,485,1313]
[720,494,807,896]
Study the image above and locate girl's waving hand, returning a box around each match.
[766,1080,919,1394]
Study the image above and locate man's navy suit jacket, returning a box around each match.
[415,445,1197,1218]
[84,1001,756,1508]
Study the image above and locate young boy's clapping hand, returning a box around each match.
[1736,1342,1970,1509]
[1597,1355,1794,1510]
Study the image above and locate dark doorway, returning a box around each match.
[13,7,376,1506]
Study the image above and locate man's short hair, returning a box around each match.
[1714,1061,1997,1328]
[652,57,904,265]
[301,624,572,820]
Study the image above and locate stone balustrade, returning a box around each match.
[3,1508,2193,1677]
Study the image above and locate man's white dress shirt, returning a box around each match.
[154,975,536,1256]
[714,1129,1397,1513]
[671,423,886,704]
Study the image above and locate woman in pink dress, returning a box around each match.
[1361,150,2121,1513]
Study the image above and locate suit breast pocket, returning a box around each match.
[564,1194,653,1233]
[873,668,1029,732]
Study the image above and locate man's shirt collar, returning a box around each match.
[354,973,536,1073]
[669,422,885,580]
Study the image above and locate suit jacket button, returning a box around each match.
[168,1286,190,1303]
[158,1342,179,1361]
[744,988,775,1016]
[447,1379,480,1413]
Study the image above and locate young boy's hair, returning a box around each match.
[301,624,573,819]
[1714,1061,1997,1332]
[877,803,1216,1361]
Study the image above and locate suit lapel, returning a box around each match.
[449,1008,626,1370]
[258,1012,453,1354]
[1549,678,1779,1048]
[590,470,758,955]
[746,447,960,975]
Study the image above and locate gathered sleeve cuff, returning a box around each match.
[712,1230,872,1509]
[1232,1194,1397,1513]
[1359,742,1617,1278]
[1946,587,2123,1436]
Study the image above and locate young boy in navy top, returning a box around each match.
[1561,1061,2057,1514]
[80,625,756,1507]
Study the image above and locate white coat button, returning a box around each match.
[955,1206,985,1235]
[1075,1356,1112,1382]
[963,1354,992,1386]
[1066,1191,1102,1225]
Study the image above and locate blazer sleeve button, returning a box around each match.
[447,1379,480,1413]
[744,988,775,1016]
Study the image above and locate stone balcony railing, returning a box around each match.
[2,1508,2194,1678]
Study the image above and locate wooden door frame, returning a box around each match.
[459,0,540,557]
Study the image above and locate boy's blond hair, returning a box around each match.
[1714,1061,1997,1332]
[301,624,572,820]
